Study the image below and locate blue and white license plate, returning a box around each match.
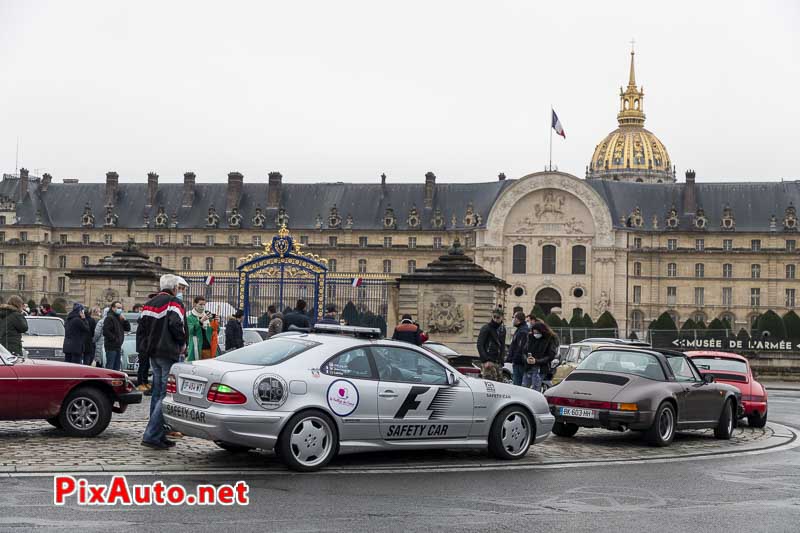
[559,407,595,418]
[180,378,205,396]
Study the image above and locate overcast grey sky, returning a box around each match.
[2,0,798,184]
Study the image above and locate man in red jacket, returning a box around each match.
[138,274,187,450]
[392,314,423,345]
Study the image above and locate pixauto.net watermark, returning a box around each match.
[54,475,249,506]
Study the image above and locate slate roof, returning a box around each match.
[3,174,798,233]
[587,180,800,232]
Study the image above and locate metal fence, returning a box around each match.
[178,271,391,333]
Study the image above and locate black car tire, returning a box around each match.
[277,409,338,472]
[714,399,735,439]
[748,408,768,428]
[644,402,676,447]
[551,421,579,438]
[214,441,253,453]
[488,406,534,460]
[58,387,112,437]
[46,417,62,429]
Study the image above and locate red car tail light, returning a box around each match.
[547,396,614,410]
[207,383,247,404]
[458,367,481,375]
[166,374,177,394]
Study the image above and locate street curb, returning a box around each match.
[2,423,796,478]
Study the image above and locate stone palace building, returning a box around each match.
[1,50,798,336]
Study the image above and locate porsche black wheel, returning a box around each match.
[644,402,675,447]
[59,387,112,438]
[714,399,735,439]
[748,409,768,429]
[551,421,579,438]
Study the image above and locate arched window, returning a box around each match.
[512,244,527,274]
[572,245,586,275]
[542,245,556,274]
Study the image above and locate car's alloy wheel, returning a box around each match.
[748,408,768,429]
[58,387,112,437]
[714,400,734,439]
[489,406,533,460]
[278,410,338,472]
[551,421,579,438]
[644,402,675,447]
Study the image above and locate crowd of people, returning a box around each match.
[474,308,558,392]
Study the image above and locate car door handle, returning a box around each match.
[379,390,398,398]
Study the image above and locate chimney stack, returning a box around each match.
[226,171,244,213]
[105,171,119,207]
[424,171,436,209]
[18,168,29,202]
[381,173,387,186]
[682,169,697,215]
[41,173,52,192]
[182,172,196,208]
[498,172,506,181]
[146,172,159,207]
[267,171,282,210]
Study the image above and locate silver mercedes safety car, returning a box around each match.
[162,325,554,471]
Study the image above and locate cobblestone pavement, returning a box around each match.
[0,398,794,474]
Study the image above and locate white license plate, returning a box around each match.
[560,407,596,418]
[180,378,205,396]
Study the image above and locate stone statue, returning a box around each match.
[595,291,611,315]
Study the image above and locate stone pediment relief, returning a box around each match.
[537,238,561,246]
[534,191,565,220]
[426,294,465,335]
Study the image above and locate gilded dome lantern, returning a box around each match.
[587,47,676,183]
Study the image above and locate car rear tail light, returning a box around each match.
[614,403,638,411]
[166,374,177,394]
[459,367,481,375]
[207,383,247,404]
[742,394,766,402]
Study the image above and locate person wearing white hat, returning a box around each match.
[138,273,188,450]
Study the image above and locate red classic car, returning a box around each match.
[686,350,768,427]
[0,342,142,437]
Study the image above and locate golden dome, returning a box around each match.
[587,49,675,183]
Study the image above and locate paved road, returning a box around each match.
[2,390,799,532]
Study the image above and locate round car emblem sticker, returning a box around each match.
[327,379,359,417]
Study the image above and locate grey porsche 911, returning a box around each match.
[544,347,742,446]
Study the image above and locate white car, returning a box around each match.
[22,316,65,361]
[163,324,555,471]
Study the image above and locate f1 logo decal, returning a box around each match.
[393,386,430,419]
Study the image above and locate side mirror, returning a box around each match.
[703,374,715,384]
[447,371,460,386]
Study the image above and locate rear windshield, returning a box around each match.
[216,338,318,366]
[691,357,747,374]
[577,349,665,380]
[26,319,65,336]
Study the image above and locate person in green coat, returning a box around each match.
[0,295,29,356]
[186,296,211,362]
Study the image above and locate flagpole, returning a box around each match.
[548,106,553,171]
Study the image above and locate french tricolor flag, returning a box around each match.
[552,109,566,138]
[204,275,215,286]
[351,277,363,287]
